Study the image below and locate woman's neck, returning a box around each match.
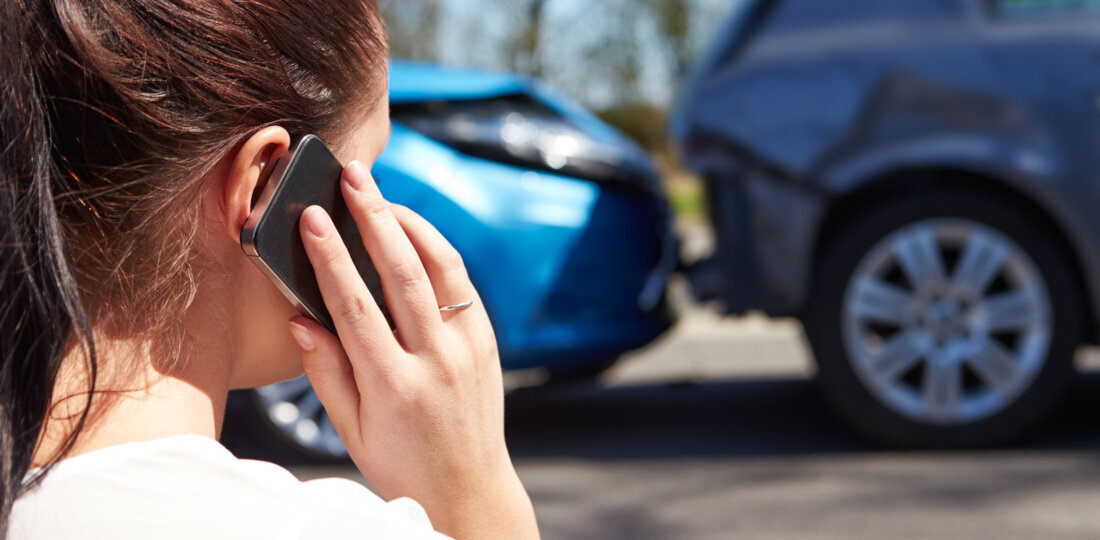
[32,333,232,467]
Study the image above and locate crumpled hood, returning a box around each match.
[388,60,645,153]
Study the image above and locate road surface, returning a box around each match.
[291,306,1100,539]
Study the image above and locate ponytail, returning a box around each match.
[0,1,96,536]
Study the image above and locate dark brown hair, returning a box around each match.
[0,0,387,535]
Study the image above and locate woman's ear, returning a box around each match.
[221,126,292,238]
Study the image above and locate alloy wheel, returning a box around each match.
[254,376,348,457]
[841,218,1053,425]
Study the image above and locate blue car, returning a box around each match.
[224,61,679,460]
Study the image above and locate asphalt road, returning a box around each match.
[290,307,1100,540]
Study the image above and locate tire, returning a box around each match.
[805,188,1083,448]
[544,357,620,384]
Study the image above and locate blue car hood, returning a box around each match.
[388,60,637,151]
[389,61,531,103]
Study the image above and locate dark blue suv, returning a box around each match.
[674,0,1100,447]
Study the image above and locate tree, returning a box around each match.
[376,0,728,109]
[505,0,550,77]
[378,0,442,62]
[578,0,645,106]
[642,0,694,80]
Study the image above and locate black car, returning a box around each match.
[673,0,1100,446]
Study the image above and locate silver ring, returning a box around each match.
[439,300,475,312]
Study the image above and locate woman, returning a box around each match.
[0,1,539,539]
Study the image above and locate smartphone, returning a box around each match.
[241,134,391,333]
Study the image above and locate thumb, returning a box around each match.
[288,316,362,443]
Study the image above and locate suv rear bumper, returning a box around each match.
[691,169,825,317]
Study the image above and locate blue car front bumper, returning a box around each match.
[376,124,678,371]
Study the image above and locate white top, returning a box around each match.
[9,435,449,540]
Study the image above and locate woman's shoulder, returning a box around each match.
[20,434,305,499]
[9,435,444,540]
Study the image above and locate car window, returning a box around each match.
[989,0,1100,18]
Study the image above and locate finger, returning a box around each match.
[389,205,478,315]
[341,161,444,351]
[288,316,362,443]
[299,205,400,369]
[389,205,497,363]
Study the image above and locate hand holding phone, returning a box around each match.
[285,160,540,540]
[241,135,391,332]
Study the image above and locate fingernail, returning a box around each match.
[302,206,329,239]
[288,319,316,352]
[344,160,370,192]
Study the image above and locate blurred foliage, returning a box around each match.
[507,0,551,77]
[595,103,668,152]
[377,0,728,109]
[596,103,704,221]
[667,172,705,221]
[642,0,694,79]
[378,0,442,61]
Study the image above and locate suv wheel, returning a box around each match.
[806,188,1083,447]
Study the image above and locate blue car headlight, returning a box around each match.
[391,95,660,193]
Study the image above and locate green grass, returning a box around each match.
[664,169,706,222]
